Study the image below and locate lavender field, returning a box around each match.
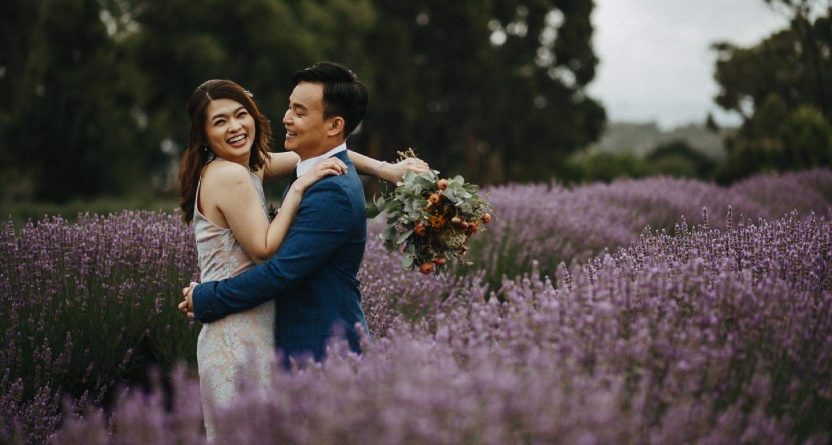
[2,169,832,444]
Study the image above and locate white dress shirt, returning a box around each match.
[295,142,347,177]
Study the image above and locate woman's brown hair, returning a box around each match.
[178,80,273,224]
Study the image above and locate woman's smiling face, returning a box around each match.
[204,98,256,165]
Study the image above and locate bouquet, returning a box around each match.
[366,150,494,275]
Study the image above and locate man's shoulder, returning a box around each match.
[301,173,364,222]
[309,169,362,195]
[307,173,350,193]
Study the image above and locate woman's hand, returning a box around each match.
[380,157,430,183]
[292,158,348,193]
[178,282,198,319]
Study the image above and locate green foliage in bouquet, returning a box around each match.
[366,152,494,275]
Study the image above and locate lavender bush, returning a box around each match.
[53,209,831,444]
[2,169,832,443]
[0,212,200,443]
[461,168,832,285]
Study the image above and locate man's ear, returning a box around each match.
[327,117,345,137]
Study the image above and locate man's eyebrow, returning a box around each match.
[289,100,308,111]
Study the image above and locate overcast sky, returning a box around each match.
[587,0,790,130]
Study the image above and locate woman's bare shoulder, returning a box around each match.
[202,160,251,185]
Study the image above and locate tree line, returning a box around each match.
[0,0,604,202]
[4,0,829,203]
[551,0,832,185]
[712,0,832,183]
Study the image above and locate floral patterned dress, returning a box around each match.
[193,160,275,439]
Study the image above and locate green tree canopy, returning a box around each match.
[712,2,832,182]
[1,0,604,202]
[646,140,716,179]
[360,0,605,184]
[2,0,150,201]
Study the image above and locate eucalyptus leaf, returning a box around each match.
[365,202,380,219]
[396,234,413,246]
[381,226,396,240]
[414,176,434,188]
[441,189,455,200]
[384,199,401,213]
[402,254,414,269]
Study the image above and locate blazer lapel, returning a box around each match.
[282,166,298,200]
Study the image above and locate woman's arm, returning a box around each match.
[264,150,430,183]
[263,152,301,183]
[210,159,348,263]
[349,150,430,183]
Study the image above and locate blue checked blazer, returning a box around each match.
[192,150,369,363]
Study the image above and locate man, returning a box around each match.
[182,61,372,363]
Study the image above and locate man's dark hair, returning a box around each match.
[292,61,368,138]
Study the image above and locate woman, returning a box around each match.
[178,79,425,438]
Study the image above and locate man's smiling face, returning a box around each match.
[283,81,333,160]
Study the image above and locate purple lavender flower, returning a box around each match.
[5,169,832,443]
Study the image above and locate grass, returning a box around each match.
[1,196,180,230]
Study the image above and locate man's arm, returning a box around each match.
[191,179,352,322]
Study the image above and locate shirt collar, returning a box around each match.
[295,142,347,177]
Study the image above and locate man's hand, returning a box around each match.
[382,157,430,183]
[178,282,198,319]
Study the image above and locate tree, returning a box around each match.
[716,93,789,183]
[762,0,832,115]
[2,0,604,202]
[646,140,716,179]
[712,3,832,181]
[563,151,652,184]
[782,105,832,169]
[358,0,605,184]
[1,0,151,201]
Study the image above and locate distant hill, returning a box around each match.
[590,122,735,161]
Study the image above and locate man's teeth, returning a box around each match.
[228,135,246,144]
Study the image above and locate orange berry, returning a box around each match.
[435,258,447,265]
[438,179,449,190]
[429,193,441,205]
[420,263,434,275]
[414,224,427,236]
[481,213,492,223]
[429,215,446,230]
